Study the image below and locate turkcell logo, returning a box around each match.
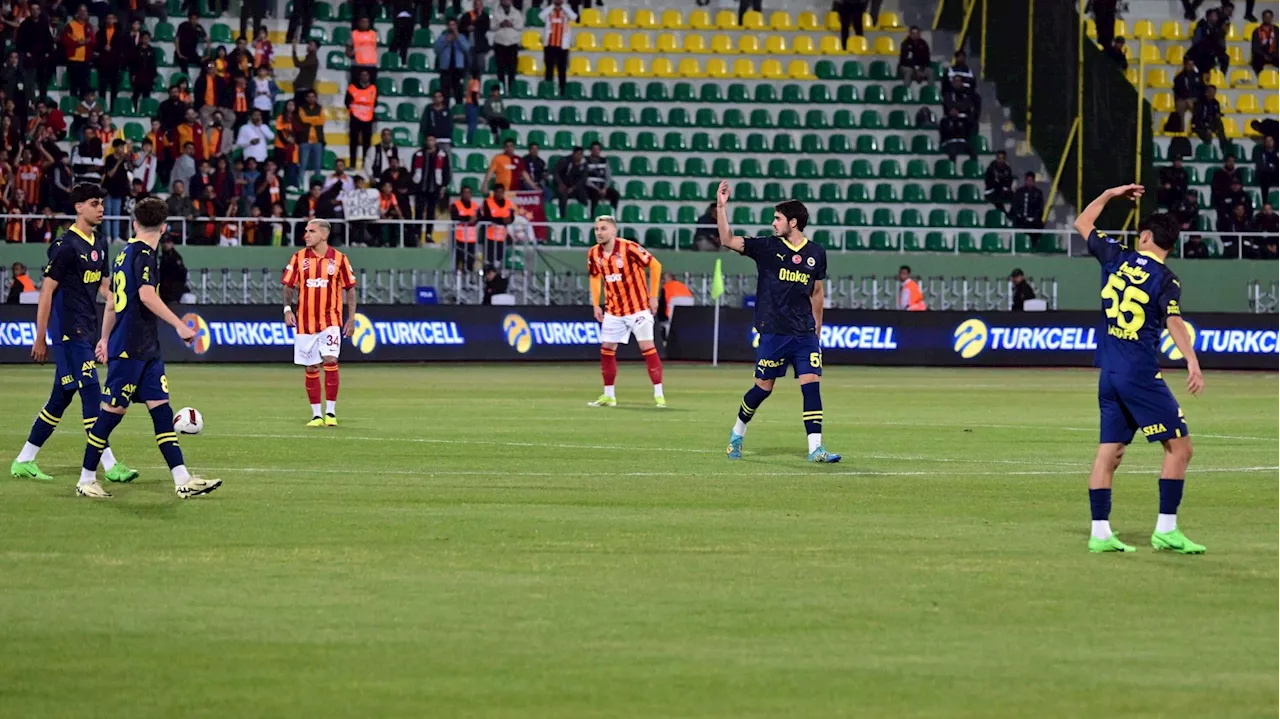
[1161,319,1278,358]
[820,325,898,350]
[364,316,465,349]
[206,322,296,346]
[503,313,598,354]
[0,321,38,346]
[952,318,1096,358]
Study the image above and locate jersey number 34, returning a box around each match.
[1101,273,1149,333]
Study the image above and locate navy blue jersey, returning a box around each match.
[741,235,827,337]
[107,239,162,361]
[1088,229,1182,377]
[43,226,106,344]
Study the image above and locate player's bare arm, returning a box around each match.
[139,284,197,341]
[282,284,296,327]
[97,278,116,364]
[1073,183,1144,237]
[1165,315,1204,395]
[715,180,745,253]
[810,280,824,337]
[31,275,57,362]
[343,287,357,337]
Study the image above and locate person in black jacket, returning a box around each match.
[938,107,974,162]
[1173,190,1201,230]
[1256,135,1278,201]
[458,0,491,81]
[1170,58,1203,132]
[1215,177,1250,227]
[1250,9,1276,74]
[984,150,1014,211]
[130,31,159,113]
[1210,154,1240,209]
[95,12,132,111]
[418,90,454,148]
[482,263,509,305]
[1009,268,1037,311]
[897,26,933,86]
[1158,157,1190,207]
[412,134,451,245]
[941,50,975,98]
[1181,234,1210,258]
[175,11,205,76]
[1093,0,1118,48]
[16,3,55,100]
[835,0,868,45]
[1010,172,1045,232]
[1192,84,1228,155]
[1103,36,1128,70]
[158,235,189,302]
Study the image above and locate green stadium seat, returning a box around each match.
[629,157,652,176]
[844,208,867,225]
[982,233,1008,253]
[747,134,768,153]
[691,133,714,152]
[864,85,888,103]
[652,181,675,200]
[650,206,672,224]
[957,210,979,228]
[781,84,805,104]
[700,84,724,103]
[154,22,176,42]
[841,60,865,79]
[773,135,796,153]
[972,135,990,153]
[695,108,719,128]
[804,109,828,129]
[928,210,952,227]
[636,132,658,151]
[1014,234,1037,254]
[833,109,856,129]
[860,110,884,129]
[879,160,903,178]
[330,27,349,46]
[536,80,557,100]
[875,184,899,203]
[791,184,814,203]
[891,85,913,104]
[800,134,822,153]
[465,154,487,173]
[984,210,1010,228]
[719,133,742,151]
[851,160,875,179]
[327,50,348,70]
[565,83,586,101]
[412,28,434,47]
[657,157,679,175]
[931,184,955,203]
[778,110,801,129]
[643,228,670,248]
[796,159,819,179]
[906,159,931,178]
[672,82,694,103]
[624,181,648,201]
[732,207,754,225]
[958,232,980,253]
[815,60,838,80]
[911,136,937,154]
[112,96,134,117]
[813,230,841,250]
[767,158,792,178]
[712,158,735,177]
[823,159,848,179]
[869,60,894,80]
[645,82,669,101]
[668,108,691,127]
[402,78,426,97]
[758,206,776,225]
[903,231,925,251]
[664,132,687,151]
[585,106,607,127]
[754,84,778,103]
[531,106,553,125]
[847,184,871,202]
[870,231,898,250]
[727,83,750,102]
[611,107,635,127]
[884,135,907,154]
[380,52,403,71]
[684,157,709,177]
[396,103,419,122]
[733,183,758,202]
[526,129,548,148]
[856,136,879,153]
[888,111,911,130]
[618,82,640,102]
[836,85,860,104]
[903,183,926,203]
[763,182,786,202]
[920,86,942,104]
[375,102,392,122]
[590,82,614,102]
[958,184,982,203]
[581,130,602,149]
[749,109,773,128]
[926,232,949,251]
[558,106,582,125]
[723,109,747,128]
[678,181,701,201]
[819,184,842,202]
[843,231,866,250]
[123,121,145,142]
[209,23,232,43]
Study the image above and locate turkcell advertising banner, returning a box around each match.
[0,306,659,363]
[665,308,1278,371]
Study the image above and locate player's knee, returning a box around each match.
[1169,438,1194,464]
[754,378,775,392]
[307,363,322,372]
[322,357,338,366]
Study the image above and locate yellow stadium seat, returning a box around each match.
[660,10,685,30]
[797,12,821,31]
[1218,94,1235,113]
[878,11,904,30]
[314,80,338,95]
[651,57,676,78]
[1140,44,1160,63]
[678,58,704,78]
[1226,22,1242,41]
[1085,19,1096,38]
[689,10,712,29]
[1115,20,1128,37]
[521,29,542,51]
[325,132,348,148]
[518,54,541,76]
[623,57,649,78]
[1229,68,1256,87]
[818,36,842,54]
[574,33,597,51]
[579,8,604,28]
[847,36,870,54]
[732,58,758,78]
[768,11,795,31]
[1235,94,1259,113]
[569,56,594,76]
[706,58,730,78]
[1164,45,1184,65]
[873,36,896,55]
[658,34,680,53]
[741,11,765,29]
[1125,67,1139,85]
[788,59,815,79]
[633,9,657,29]
[277,78,294,92]
[765,36,788,54]
[274,54,295,70]
[862,13,875,31]
[596,57,621,77]
[1132,20,1156,39]
[1226,45,1245,65]
[1266,94,1279,114]
[625,34,648,52]
[738,35,761,54]
[761,59,785,79]
[710,34,734,54]
[601,32,625,52]
[605,9,630,28]
[1160,21,1188,40]
[1152,92,1175,113]
[1223,117,1242,138]
[1207,68,1226,87]
[715,10,738,29]
[794,36,818,55]
[825,11,841,31]
[1146,68,1171,88]
[1261,69,1279,89]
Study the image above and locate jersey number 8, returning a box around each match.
[1101,273,1149,332]
[111,270,128,312]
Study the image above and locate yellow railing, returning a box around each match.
[956,0,979,52]
[1044,117,1081,224]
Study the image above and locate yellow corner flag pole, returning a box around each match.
[711,258,725,367]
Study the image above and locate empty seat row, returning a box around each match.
[1141,67,1278,91]
[612,180,991,205]
[512,103,943,130]
[1150,91,1278,115]
[570,8,903,32]
[527,30,900,57]
[1092,17,1267,42]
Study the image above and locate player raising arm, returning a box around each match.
[716,180,838,463]
[1073,184,1205,554]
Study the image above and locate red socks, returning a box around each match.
[324,363,340,402]
[600,348,617,386]
[304,369,322,405]
[642,346,663,385]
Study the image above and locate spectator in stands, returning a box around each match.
[157,235,188,302]
[251,65,279,118]
[412,134,450,245]
[229,36,254,81]
[204,110,234,158]
[835,0,868,45]
[61,5,95,100]
[482,264,509,305]
[897,26,933,87]
[554,145,588,215]
[133,139,158,194]
[518,141,549,202]
[420,90,453,148]
[583,142,620,214]
[1174,190,1201,230]
[228,76,253,130]
[175,11,204,76]
[943,75,978,134]
[1220,202,1256,257]
[193,61,227,127]
[7,263,33,302]
[239,0,264,42]
[158,85,186,132]
[1182,234,1210,258]
[938,107,975,163]
[369,128,401,178]
[491,0,524,93]
[296,89,324,177]
[380,155,413,221]
[451,185,480,271]
[1169,58,1203,133]
[287,0,314,45]
[130,31,159,113]
[346,69,377,170]
[941,50,974,97]
[984,150,1014,212]
[897,266,927,311]
[101,139,129,241]
[253,25,273,70]
[1103,36,1127,70]
[1009,268,1036,311]
[1159,157,1191,207]
[71,127,103,183]
[1210,153,1241,208]
[482,138,519,194]
[292,40,319,100]
[540,0,576,97]
[481,86,511,135]
[1251,10,1277,73]
[1182,0,1204,21]
[1188,8,1229,74]
[482,183,514,268]
[459,0,491,81]
[94,12,128,111]
[1258,135,1278,201]
[170,141,196,193]
[694,203,719,250]
[1092,0,1118,49]
[1217,177,1251,226]
[390,0,415,65]
[435,19,470,104]
[167,178,194,225]
[1011,172,1045,234]
[348,15,379,83]
[1256,202,1279,233]
[17,3,55,101]
[236,109,273,165]
[1192,84,1228,154]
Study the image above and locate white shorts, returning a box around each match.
[601,310,655,344]
[294,326,342,365]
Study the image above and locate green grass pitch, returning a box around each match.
[1,363,1276,718]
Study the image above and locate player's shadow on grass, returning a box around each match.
[611,406,692,414]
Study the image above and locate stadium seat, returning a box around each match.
[621,34,644,52]
[623,58,648,77]
[715,10,738,28]
[1160,20,1188,40]
[706,59,730,78]
[634,9,657,28]
[847,36,870,54]
[660,9,686,29]
[569,56,594,76]
[769,10,795,30]
[788,60,815,79]
[1139,44,1161,64]
[765,36,788,54]
[1146,69,1171,88]
[1229,68,1256,87]
[1266,94,1280,114]
[689,9,712,29]
[1132,19,1157,39]
[741,10,765,29]
[678,34,703,53]
[652,58,676,77]
[597,57,622,77]
[1261,69,1279,90]
[678,58,705,78]
[739,35,762,54]
[795,36,818,55]
[578,8,603,27]
[733,59,757,78]
[873,36,896,55]
[1164,45,1184,65]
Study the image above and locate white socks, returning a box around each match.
[1091,520,1113,540]
[603,385,616,399]
[100,447,117,471]
[732,419,747,436]
[172,464,191,486]
[1156,514,1177,533]
[16,441,39,462]
[325,400,336,415]
[78,468,96,486]
[807,433,822,454]
[653,382,663,398]
[310,403,322,417]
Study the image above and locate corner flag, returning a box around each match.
[711,258,725,300]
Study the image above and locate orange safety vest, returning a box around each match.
[352,29,378,66]
[662,280,693,316]
[453,199,477,243]
[903,278,927,311]
[484,196,512,241]
[15,273,34,291]
[347,84,376,123]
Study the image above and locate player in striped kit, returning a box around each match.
[586,216,666,408]
[282,219,357,427]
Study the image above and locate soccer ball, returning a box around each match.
[174,407,204,435]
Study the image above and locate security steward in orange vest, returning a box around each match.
[347,15,379,82]
[450,185,480,272]
[898,265,928,311]
[345,69,378,170]
[482,183,515,269]
[7,262,35,304]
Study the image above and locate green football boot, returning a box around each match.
[654,395,667,408]
[104,463,139,483]
[1151,529,1206,554]
[11,460,53,481]
[1088,534,1136,553]
[587,394,616,407]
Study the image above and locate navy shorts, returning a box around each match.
[51,339,98,390]
[1098,370,1188,445]
[103,357,169,409]
[755,333,823,380]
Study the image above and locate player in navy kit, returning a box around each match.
[9,183,138,483]
[74,197,221,499]
[713,180,841,463]
[1073,184,1205,554]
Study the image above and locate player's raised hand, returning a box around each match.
[30,335,46,363]
[1107,184,1145,201]
[94,338,108,364]
[716,180,730,207]
[284,307,296,328]
[1186,365,1204,396]
[593,305,604,323]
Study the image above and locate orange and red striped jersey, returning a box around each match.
[587,238,655,317]
[282,246,356,335]
[16,164,40,207]
[546,9,568,47]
